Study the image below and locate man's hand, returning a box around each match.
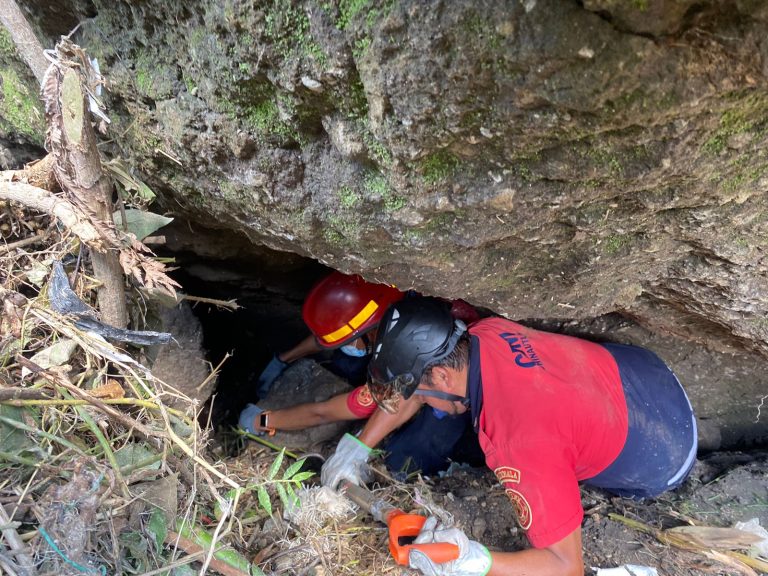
[256,355,288,397]
[409,517,492,576]
[320,433,372,488]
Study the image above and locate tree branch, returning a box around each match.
[0,0,48,85]
[0,178,104,246]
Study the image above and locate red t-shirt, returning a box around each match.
[471,318,628,548]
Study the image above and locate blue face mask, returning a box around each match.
[340,344,368,357]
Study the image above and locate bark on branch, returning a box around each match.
[0,0,48,84]
[0,178,104,246]
[42,40,129,328]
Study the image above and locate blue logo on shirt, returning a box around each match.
[499,332,543,368]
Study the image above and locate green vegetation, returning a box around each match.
[703,93,768,156]
[603,234,632,255]
[0,68,45,144]
[462,12,504,51]
[337,185,361,208]
[420,151,460,184]
[237,89,305,146]
[0,27,16,58]
[133,51,174,100]
[265,0,327,65]
[346,80,369,118]
[352,36,371,59]
[363,130,391,165]
[336,0,397,60]
[337,0,370,30]
[356,171,404,211]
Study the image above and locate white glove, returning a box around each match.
[320,433,372,488]
[409,517,492,576]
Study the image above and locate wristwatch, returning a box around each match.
[258,411,276,436]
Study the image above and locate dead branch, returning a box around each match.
[10,154,58,192]
[0,505,36,576]
[0,230,50,254]
[15,354,167,443]
[0,179,104,247]
[0,0,48,85]
[0,387,50,401]
[42,40,129,328]
[165,531,251,576]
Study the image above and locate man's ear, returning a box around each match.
[429,366,451,390]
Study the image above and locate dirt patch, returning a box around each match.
[415,451,768,576]
[239,449,767,575]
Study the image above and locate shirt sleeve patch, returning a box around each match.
[504,488,533,530]
[357,385,375,407]
[494,466,521,484]
[346,385,378,418]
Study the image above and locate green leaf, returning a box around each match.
[120,530,150,572]
[290,471,314,484]
[257,485,272,516]
[114,443,161,471]
[26,258,51,287]
[25,338,78,373]
[112,209,173,241]
[104,159,157,201]
[137,180,156,201]
[0,405,36,456]
[267,449,285,480]
[147,507,168,553]
[282,458,305,480]
[286,483,299,508]
[275,483,290,509]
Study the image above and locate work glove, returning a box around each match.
[320,433,372,489]
[256,354,288,397]
[238,403,265,436]
[409,517,492,576]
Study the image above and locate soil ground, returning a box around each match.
[423,451,768,576]
[239,447,767,576]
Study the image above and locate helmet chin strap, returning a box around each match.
[413,388,470,406]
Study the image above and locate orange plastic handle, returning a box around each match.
[387,513,460,566]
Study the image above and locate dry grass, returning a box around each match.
[1,203,431,576]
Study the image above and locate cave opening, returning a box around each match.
[156,221,768,458]
[160,232,333,436]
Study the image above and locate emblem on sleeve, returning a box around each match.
[356,385,375,407]
[505,488,532,530]
[494,466,521,484]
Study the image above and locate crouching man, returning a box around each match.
[365,298,697,576]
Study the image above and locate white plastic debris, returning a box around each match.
[735,518,768,558]
[593,565,659,576]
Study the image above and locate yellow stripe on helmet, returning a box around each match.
[349,300,379,329]
[321,300,379,343]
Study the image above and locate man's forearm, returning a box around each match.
[357,396,422,448]
[279,334,323,363]
[487,528,583,576]
[268,394,358,430]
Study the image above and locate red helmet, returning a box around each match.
[302,271,404,349]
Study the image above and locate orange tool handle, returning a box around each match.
[387,513,460,566]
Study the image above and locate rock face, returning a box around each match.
[8,1,768,444]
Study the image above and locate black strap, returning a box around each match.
[413,388,469,405]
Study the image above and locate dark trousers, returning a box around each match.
[585,343,697,498]
[383,407,480,478]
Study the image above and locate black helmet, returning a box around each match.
[368,297,466,410]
